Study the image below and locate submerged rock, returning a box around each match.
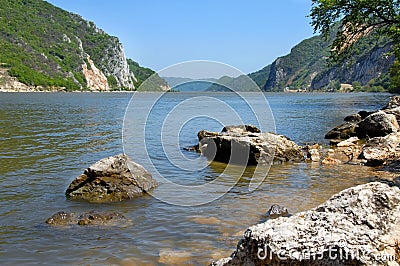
[45,211,127,226]
[321,157,342,165]
[213,182,400,265]
[66,154,157,202]
[45,211,76,226]
[197,125,304,165]
[265,204,290,219]
[183,145,200,152]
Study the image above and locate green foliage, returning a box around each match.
[261,33,338,91]
[309,0,400,91]
[352,81,362,91]
[327,80,341,91]
[107,75,118,89]
[127,59,168,91]
[389,58,400,93]
[248,65,271,89]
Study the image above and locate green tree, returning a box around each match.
[309,0,400,92]
[352,81,362,91]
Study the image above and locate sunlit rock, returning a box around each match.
[213,182,400,265]
[66,154,157,202]
[197,125,304,166]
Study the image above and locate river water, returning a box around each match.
[0,92,391,265]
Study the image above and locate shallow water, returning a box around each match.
[0,92,391,265]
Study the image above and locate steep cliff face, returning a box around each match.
[264,58,287,89]
[311,42,395,89]
[87,35,136,90]
[261,30,394,91]
[82,56,110,91]
[0,0,139,91]
[263,35,330,91]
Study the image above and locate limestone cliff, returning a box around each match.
[310,42,394,89]
[81,56,110,91]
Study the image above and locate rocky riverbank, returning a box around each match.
[322,96,400,167]
[213,182,400,265]
[0,68,65,92]
[212,96,400,265]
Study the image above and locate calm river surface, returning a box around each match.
[0,92,391,265]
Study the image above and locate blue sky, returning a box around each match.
[46,0,315,74]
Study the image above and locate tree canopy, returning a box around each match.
[309,0,400,91]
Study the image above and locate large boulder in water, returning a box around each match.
[197,125,304,165]
[212,182,400,266]
[355,111,399,138]
[324,122,357,140]
[66,154,157,202]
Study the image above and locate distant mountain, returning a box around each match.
[127,60,169,91]
[162,77,218,91]
[0,0,167,91]
[206,75,261,92]
[211,29,394,92]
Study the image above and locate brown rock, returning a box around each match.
[383,96,400,110]
[198,125,304,165]
[46,211,128,226]
[322,157,342,165]
[66,154,157,202]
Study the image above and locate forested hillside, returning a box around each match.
[0,0,167,91]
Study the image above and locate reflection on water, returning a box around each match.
[0,92,390,265]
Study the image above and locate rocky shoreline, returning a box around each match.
[212,182,400,265]
[211,96,400,265]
